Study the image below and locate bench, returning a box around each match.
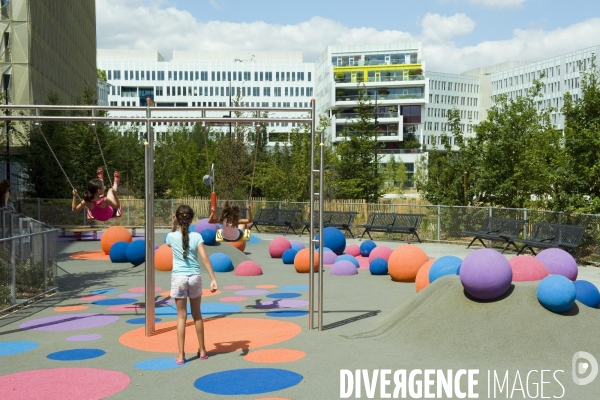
[463,217,526,253]
[515,222,587,255]
[252,208,300,235]
[301,211,358,238]
[66,227,102,241]
[357,212,425,243]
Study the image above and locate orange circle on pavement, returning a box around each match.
[159,289,221,298]
[70,251,110,261]
[244,349,306,363]
[119,318,301,354]
[53,305,88,312]
[256,285,277,289]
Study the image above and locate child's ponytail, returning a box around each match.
[84,178,103,202]
[175,205,195,259]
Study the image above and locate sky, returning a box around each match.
[96,0,600,74]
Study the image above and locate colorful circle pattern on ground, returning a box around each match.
[78,295,107,301]
[244,349,306,363]
[47,348,105,361]
[0,368,130,400]
[266,310,309,318]
[107,305,144,312]
[194,368,303,395]
[0,341,39,356]
[266,293,301,299]
[126,317,161,324]
[119,318,301,353]
[278,285,309,291]
[253,300,309,309]
[54,305,88,312]
[154,303,242,316]
[19,313,119,332]
[224,285,245,290]
[134,357,188,370]
[91,289,119,295]
[256,285,278,289]
[220,296,248,302]
[92,298,137,306]
[235,290,269,296]
[66,334,102,342]
[129,286,162,293]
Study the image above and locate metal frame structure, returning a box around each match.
[0,102,315,336]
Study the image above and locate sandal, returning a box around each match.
[175,357,185,365]
[96,168,104,182]
[113,171,121,186]
[197,350,208,360]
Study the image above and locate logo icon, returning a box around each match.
[572,351,598,385]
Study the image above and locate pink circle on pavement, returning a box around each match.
[66,334,102,342]
[220,296,248,302]
[106,305,144,312]
[128,286,162,293]
[0,368,130,400]
[224,285,245,290]
[235,289,269,296]
[257,300,309,308]
[78,295,107,301]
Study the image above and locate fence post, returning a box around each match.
[437,205,441,242]
[127,199,130,225]
[43,233,48,293]
[558,211,563,224]
[170,199,174,221]
[523,208,528,239]
[10,238,16,305]
[37,198,41,221]
[489,206,493,218]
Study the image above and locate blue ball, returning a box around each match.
[282,249,298,264]
[210,252,233,272]
[291,244,304,252]
[429,256,462,283]
[126,240,146,266]
[360,240,377,257]
[369,258,388,275]
[109,241,130,263]
[573,280,600,308]
[335,254,359,268]
[322,227,346,255]
[537,275,576,313]
[200,229,217,245]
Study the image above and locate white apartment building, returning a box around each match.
[314,43,429,185]
[97,50,314,142]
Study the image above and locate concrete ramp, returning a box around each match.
[204,242,253,267]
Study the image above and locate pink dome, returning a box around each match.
[345,244,360,257]
[235,261,263,276]
[368,246,393,264]
[509,255,549,282]
[268,237,292,258]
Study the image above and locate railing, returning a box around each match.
[377,148,422,154]
[336,93,424,101]
[0,210,58,314]
[333,59,421,67]
[336,112,398,119]
[335,75,425,84]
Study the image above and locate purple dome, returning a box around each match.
[460,249,512,300]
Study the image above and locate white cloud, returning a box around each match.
[96,0,600,74]
[469,0,527,7]
[420,13,475,43]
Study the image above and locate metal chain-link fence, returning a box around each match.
[16,198,600,263]
[0,211,58,314]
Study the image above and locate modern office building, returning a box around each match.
[314,43,429,184]
[0,0,97,105]
[97,49,314,142]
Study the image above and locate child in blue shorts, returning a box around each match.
[167,205,218,365]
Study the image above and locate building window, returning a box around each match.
[276,72,280,81]
[275,87,281,96]
[244,72,251,81]
[308,72,311,81]
[263,87,270,96]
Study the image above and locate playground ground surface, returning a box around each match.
[1,230,600,399]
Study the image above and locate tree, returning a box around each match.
[97,69,107,82]
[383,157,407,195]
[332,84,384,202]
[473,77,561,208]
[559,54,600,212]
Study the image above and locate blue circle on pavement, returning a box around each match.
[265,310,309,318]
[134,357,187,370]
[92,298,137,306]
[126,317,161,324]
[47,348,105,361]
[266,293,302,299]
[90,288,119,295]
[0,341,39,357]
[247,235,262,244]
[155,303,242,316]
[278,285,309,291]
[194,368,303,395]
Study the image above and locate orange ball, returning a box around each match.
[388,244,429,282]
[100,226,132,255]
[155,244,173,271]
[293,248,319,273]
[415,259,436,292]
[226,240,246,252]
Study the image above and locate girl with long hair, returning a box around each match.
[208,200,253,241]
[167,205,218,364]
[71,168,120,221]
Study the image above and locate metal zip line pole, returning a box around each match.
[144,99,156,337]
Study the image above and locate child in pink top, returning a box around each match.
[72,168,121,221]
[208,201,253,241]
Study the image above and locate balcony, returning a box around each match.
[332,58,421,67]
[336,93,424,102]
[336,111,398,119]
